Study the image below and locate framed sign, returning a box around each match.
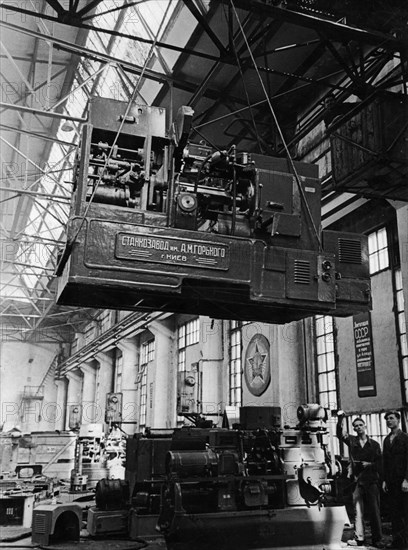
[353,312,376,397]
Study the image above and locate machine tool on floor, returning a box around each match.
[87,404,347,550]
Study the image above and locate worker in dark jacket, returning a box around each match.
[382,410,408,549]
[337,411,384,548]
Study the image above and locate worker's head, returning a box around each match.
[352,417,366,435]
[384,410,401,429]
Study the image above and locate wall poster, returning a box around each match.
[353,312,377,397]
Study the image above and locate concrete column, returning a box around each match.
[200,317,224,424]
[94,352,114,426]
[65,370,83,430]
[79,362,97,424]
[116,338,138,435]
[55,378,67,431]
[396,204,408,329]
[148,319,175,429]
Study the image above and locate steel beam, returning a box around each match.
[0,187,70,201]
[0,4,220,62]
[0,124,76,147]
[81,1,142,22]
[0,101,87,123]
[221,0,406,52]
[2,259,56,272]
[0,20,248,104]
[184,0,229,57]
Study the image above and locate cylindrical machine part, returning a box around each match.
[95,478,129,510]
[166,449,218,478]
[91,186,130,206]
[297,404,326,423]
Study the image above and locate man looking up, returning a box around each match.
[337,411,384,548]
[382,410,408,549]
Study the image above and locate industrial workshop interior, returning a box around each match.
[0,0,407,549]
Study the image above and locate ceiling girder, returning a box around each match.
[184,0,229,57]
[0,123,75,147]
[0,187,70,202]
[80,1,141,23]
[0,101,87,123]
[44,0,65,18]
[224,0,406,52]
[0,20,255,106]
[322,38,367,95]
[184,14,282,139]
[0,3,220,63]
[277,48,400,154]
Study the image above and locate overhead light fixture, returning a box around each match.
[61,120,74,132]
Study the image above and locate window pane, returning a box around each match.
[317,354,327,374]
[318,373,328,392]
[378,249,389,270]
[324,317,333,333]
[326,353,335,372]
[377,227,387,248]
[398,312,406,335]
[369,255,379,274]
[403,356,408,379]
[316,337,326,356]
[327,391,337,410]
[320,393,329,409]
[395,269,403,290]
[397,290,405,312]
[316,316,325,336]
[327,371,337,391]
[401,334,408,357]
[368,227,389,274]
[368,232,377,250]
[325,338,334,354]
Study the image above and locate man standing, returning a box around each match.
[337,411,384,548]
[382,410,408,549]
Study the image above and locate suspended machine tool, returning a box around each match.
[56,98,371,322]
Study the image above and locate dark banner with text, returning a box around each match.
[353,312,376,397]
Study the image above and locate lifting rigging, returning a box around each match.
[55,2,373,323]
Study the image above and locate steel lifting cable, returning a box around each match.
[68,2,173,250]
[230,0,323,252]
[222,2,265,153]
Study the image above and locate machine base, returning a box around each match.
[163,505,348,550]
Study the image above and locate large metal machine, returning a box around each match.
[88,405,347,550]
[56,98,371,323]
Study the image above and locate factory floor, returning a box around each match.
[0,527,166,549]
[0,524,396,550]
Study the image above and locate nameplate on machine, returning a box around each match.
[115,232,230,270]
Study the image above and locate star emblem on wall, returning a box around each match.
[247,343,267,381]
[244,334,271,397]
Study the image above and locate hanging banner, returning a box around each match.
[353,312,376,397]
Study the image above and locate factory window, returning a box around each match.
[229,321,242,407]
[100,310,112,333]
[115,351,123,394]
[139,368,148,429]
[84,323,95,344]
[138,339,154,429]
[178,318,199,372]
[394,268,408,402]
[140,339,155,364]
[315,315,337,411]
[368,227,389,275]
